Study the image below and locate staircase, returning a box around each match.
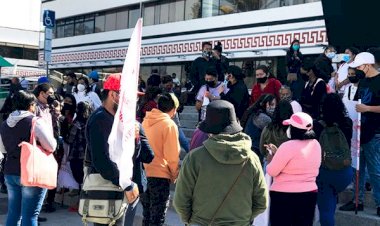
[336,189,379,226]
[179,105,198,143]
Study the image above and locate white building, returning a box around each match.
[41,0,327,86]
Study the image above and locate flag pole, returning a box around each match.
[355,99,361,215]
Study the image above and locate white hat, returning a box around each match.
[348,52,375,68]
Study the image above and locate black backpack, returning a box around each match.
[319,121,351,170]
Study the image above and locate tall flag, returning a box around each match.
[108,18,143,189]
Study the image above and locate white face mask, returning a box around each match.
[77,84,86,92]
[286,127,291,139]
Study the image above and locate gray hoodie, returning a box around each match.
[0,111,57,154]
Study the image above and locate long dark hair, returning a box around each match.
[240,94,275,127]
[289,125,316,140]
[289,39,300,54]
[267,100,293,132]
[75,77,91,94]
[321,93,347,126]
[13,90,36,111]
[75,102,92,123]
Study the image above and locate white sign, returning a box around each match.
[45,28,53,40]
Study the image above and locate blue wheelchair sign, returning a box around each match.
[43,10,55,28]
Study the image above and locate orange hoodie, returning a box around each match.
[142,108,180,181]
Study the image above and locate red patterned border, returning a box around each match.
[40,29,327,65]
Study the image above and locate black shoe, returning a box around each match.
[366,182,372,191]
[0,184,7,194]
[377,207,380,216]
[43,204,56,213]
[339,201,364,211]
[38,217,47,222]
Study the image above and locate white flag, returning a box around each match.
[108,18,143,189]
[343,98,359,170]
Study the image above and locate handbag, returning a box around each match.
[78,166,129,226]
[208,160,248,226]
[19,117,58,189]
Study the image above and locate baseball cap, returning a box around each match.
[88,71,99,80]
[283,112,313,131]
[103,74,121,91]
[37,76,49,84]
[348,52,375,68]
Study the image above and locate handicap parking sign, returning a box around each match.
[43,10,55,28]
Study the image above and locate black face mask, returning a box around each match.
[205,80,216,88]
[356,70,366,80]
[348,76,359,84]
[47,95,56,105]
[257,77,268,84]
[301,73,309,82]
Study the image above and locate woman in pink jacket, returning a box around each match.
[266,112,321,226]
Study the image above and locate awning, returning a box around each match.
[0,56,13,67]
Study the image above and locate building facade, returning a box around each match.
[41,0,327,86]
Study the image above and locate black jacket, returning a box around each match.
[286,50,303,73]
[190,57,215,91]
[220,80,250,120]
[132,122,154,192]
[314,54,334,82]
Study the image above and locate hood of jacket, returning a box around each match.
[6,110,34,128]
[143,108,172,128]
[203,132,252,164]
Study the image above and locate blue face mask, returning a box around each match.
[342,54,350,62]
[326,52,336,59]
[292,45,300,51]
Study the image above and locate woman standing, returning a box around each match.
[0,91,57,226]
[286,40,304,101]
[73,77,102,110]
[266,112,321,226]
[243,94,276,163]
[313,93,353,226]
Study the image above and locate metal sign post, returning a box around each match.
[43,10,55,78]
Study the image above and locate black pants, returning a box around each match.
[141,178,170,226]
[0,154,6,185]
[270,191,317,226]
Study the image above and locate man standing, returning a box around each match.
[141,93,180,226]
[64,72,77,95]
[339,52,380,217]
[190,42,216,93]
[88,70,101,97]
[85,74,139,226]
[174,100,268,225]
[212,41,229,81]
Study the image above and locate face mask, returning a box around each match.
[202,51,211,59]
[205,80,216,87]
[348,76,359,84]
[282,96,292,102]
[257,77,268,84]
[292,45,300,51]
[77,84,86,92]
[356,70,366,79]
[326,52,336,59]
[286,126,291,139]
[301,73,309,82]
[342,54,350,63]
[47,95,55,105]
[266,106,275,117]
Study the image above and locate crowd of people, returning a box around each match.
[0,40,379,226]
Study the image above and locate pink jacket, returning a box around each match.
[267,139,321,192]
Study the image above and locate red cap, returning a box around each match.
[103,74,121,91]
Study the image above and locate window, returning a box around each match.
[154,5,161,24]
[105,12,117,31]
[56,20,65,38]
[175,0,185,21]
[95,13,105,33]
[75,16,85,36]
[143,5,155,26]
[116,10,128,30]
[160,3,169,24]
[201,0,218,17]
[260,0,280,9]
[128,8,140,28]
[64,19,74,37]
[84,15,95,34]
[23,48,38,60]
[185,0,201,20]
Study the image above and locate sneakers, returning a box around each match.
[377,207,380,217]
[339,201,364,211]
[43,203,56,213]
[0,184,7,194]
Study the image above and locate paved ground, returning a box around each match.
[0,192,183,226]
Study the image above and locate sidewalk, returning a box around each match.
[0,192,182,226]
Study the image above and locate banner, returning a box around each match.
[108,18,143,189]
[343,98,359,170]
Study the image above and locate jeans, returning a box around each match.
[360,134,380,207]
[141,178,170,226]
[5,175,47,226]
[178,127,190,153]
[317,167,353,226]
[124,202,138,226]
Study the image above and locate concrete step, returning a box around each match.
[335,204,380,226]
[179,112,198,121]
[182,128,195,138]
[180,119,198,129]
[339,189,376,209]
[182,105,197,113]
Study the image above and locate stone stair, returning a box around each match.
[335,189,379,226]
[179,105,198,142]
